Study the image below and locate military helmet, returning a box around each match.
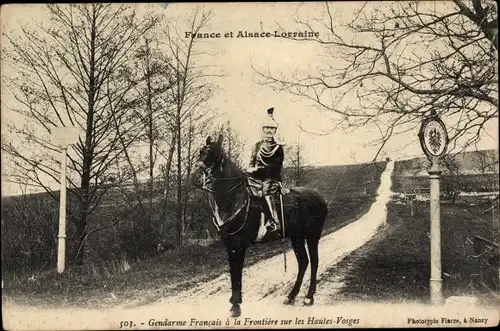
[262,107,278,129]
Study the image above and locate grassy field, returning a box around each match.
[324,198,498,305]
[2,161,387,308]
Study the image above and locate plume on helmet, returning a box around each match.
[262,107,278,129]
[260,107,285,145]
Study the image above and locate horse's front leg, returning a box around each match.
[225,238,247,317]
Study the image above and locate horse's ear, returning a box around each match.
[206,136,212,145]
[217,134,223,145]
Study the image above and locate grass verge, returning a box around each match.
[322,199,498,305]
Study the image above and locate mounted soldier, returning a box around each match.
[192,109,328,316]
[246,107,285,233]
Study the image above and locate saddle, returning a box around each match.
[246,177,292,241]
[246,176,289,198]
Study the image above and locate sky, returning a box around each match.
[1,2,498,196]
[172,2,496,159]
[158,2,497,162]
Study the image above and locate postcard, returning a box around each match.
[1,2,499,330]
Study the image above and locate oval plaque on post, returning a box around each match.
[418,116,448,159]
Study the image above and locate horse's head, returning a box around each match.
[192,134,225,187]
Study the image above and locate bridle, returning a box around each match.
[194,148,246,192]
[194,146,250,235]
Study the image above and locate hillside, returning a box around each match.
[394,149,499,176]
[391,149,499,195]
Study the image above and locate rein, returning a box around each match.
[208,194,250,235]
[200,173,247,194]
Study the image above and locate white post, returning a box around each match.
[57,146,68,274]
[52,126,79,274]
[428,156,443,304]
[410,196,415,217]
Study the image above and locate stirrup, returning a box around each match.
[266,222,280,232]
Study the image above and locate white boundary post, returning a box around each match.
[418,114,448,305]
[57,146,68,274]
[52,126,80,274]
[428,156,443,304]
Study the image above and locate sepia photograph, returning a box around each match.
[1,1,499,329]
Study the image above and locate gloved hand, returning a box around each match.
[278,182,290,194]
[246,166,259,173]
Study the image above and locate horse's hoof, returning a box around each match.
[303,297,314,306]
[230,305,241,317]
[283,298,295,305]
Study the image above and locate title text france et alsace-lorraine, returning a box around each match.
[185,30,320,39]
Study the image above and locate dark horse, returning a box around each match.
[192,134,328,317]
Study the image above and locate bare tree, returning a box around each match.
[181,112,215,240]
[159,8,221,246]
[121,34,175,215]
[284,138,309,186]
[1,4,161,265]
[214,120,247,169]
[472,149,499,174]
[440,153,465,204]
[254,1,498,160]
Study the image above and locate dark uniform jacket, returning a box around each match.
[249,139,284,182]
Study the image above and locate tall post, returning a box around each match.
[428,156,443,304]
[418,113,448,305]
[410,195,415,217]
[57,146,68,274]
[52,126,79,274]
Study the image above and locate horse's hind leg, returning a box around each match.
[284,234,308,305]
[304,234,320,306]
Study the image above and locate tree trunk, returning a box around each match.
[182,115,194,237]
[146,38,154,216]
[74,8,97,267]
[227,125,232,160]
[75,153,91,266]
[296,144,301,185]
[176,114,182,247]
[175,52,183,246]
[113,111,144,222]
[160,134,176,235]
[74,206,88,267]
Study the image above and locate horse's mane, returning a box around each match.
[217,144,244,177]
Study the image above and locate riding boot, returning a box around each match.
[264,195,281,232]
